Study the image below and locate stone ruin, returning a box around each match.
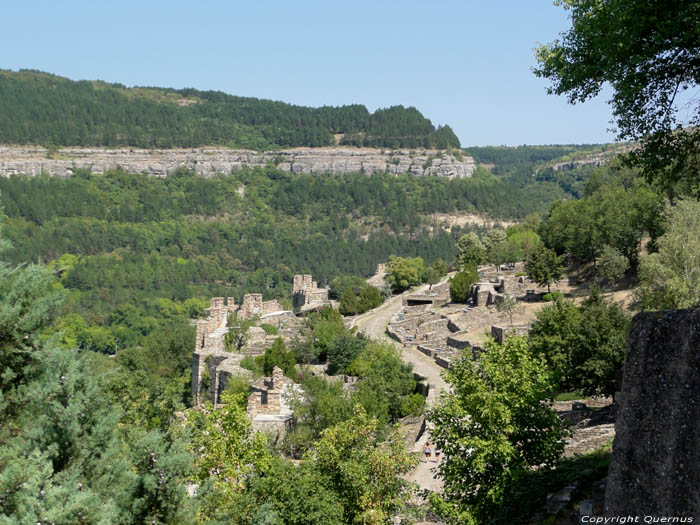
[191,296,296,406]
[389,271,536,370]
[388,302,467,369]
[238,293,285,319]
[247,366,301,436]
[468,278,506,306]
[604,307,700,518]
[402,281,451,307]
[292,274,331,312]
[490,324,530,345]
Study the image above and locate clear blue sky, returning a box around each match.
[2,0,617,147]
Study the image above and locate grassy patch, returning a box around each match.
[555,390,586,401]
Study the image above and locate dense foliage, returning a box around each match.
[528,289,631,398]
[464,144,600,175]
[0,70,459,150]
[329,275,383,316]
[0,250,196,523]
[525,248,565,294]
[539,165,663,271]
[637,198,700,310]
[0,249,422,524]
[449,266,479,304]
[286,322,424,456]
[428,336,568,524]
[535,0,700,190]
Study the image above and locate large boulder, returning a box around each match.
[605,308,700,518]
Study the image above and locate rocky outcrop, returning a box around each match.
[605,307,700,519]
[0,145,475,179]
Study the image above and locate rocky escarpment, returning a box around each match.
[0,146,475,179]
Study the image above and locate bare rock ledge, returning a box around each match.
[0,145,475,179]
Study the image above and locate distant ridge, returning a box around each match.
[0,145,476,179]
[0,69,461,150]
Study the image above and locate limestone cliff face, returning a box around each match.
[0,145,475,179]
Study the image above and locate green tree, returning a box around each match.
[312,406,417,525]
[385,255,426,293]
[456,232,486,269]
[431,258,449,277]
[598,245,629,293]
[225,312,255,352]
[285,375,355,457]
[528,289,630,398]
[186,392,271,520]
[226,457,344,524]
[326,334,367,375]
[572,288,631,398]
[0,251,194,524]
[528,297,582,391]
[260,337,296,377]
[496,293,518,325]
[306,307,347,361]
[483,228,507,258]
[637,199,700,310]
[357,284,382,313]
[525,248,565,293]
[540,198,601,266]
[428,336,567,523]
[421,266,441,289]
[347,341,419,423]
[449,266,479,303]
[338,288,361,316]
[534,0,700,188]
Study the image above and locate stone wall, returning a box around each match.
[0,145,476,179]
[191,295,297,405]
[403,281,451,307]
[239,293,283,319]
[446,334,472,350]
[195,297,237,351]
[490,324,529,344]
[292,274,330,310]
[605,308,700,518]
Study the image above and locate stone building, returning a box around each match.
[292,274,331,312]
[402,281,451,307]
[238,293,285,319]
[468,278,507,306]
[247,366,301,436]
[191,296,295,406]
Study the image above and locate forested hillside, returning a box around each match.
[465,144,601,173]
[0,70,460,149]
[0,163,572,353]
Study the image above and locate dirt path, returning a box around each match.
[353,284,447,494]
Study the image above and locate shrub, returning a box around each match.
[327,334,367,375]
[449,266,479,303]
[260,323,278,335]
[240,355,264,377]
[542,291,564,302]
[400,393,425,417]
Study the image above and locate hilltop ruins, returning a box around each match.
[387,267,535,369]
[292,274,332,312]
[191,274,334,434]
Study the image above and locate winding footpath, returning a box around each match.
[352,284,448,493]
